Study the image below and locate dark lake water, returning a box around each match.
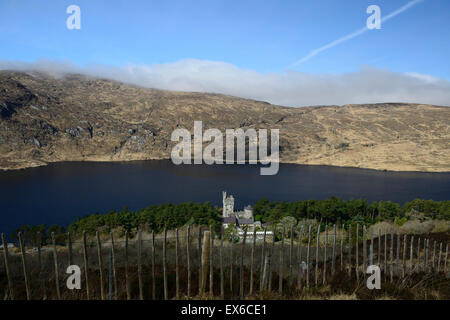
[0,160,449,235]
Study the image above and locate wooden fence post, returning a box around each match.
[260,226,267,292]
[289,225,294,281]
[402,234,407,278]
[315,224,320,287]
[279,227,285,294]
[437,242,442,273]
[137,228,143,300]
[52,232,61,299]
[250,227,256,296]
[1,233,14,300]
[201,230,211,297]
[417,238,421,272]
[269,225,276,292]
[297,225,304,288]
[108,247,113,300]
[67,232,73,266]
[18,232,31,300]
[323,224,328,285]
[209,225,214,298]
[110,232,118,299]
[198,226,202,295]
[355,224,359,281]
[230,232,234,294]
[348,224,352,277]
[340,223,344,271]
[384,230,387,279]
[220,226,224,299]
[390,232,394,282]
[332,224,336,275]
[432,241,437,271]
[262,228,273,292]
[240,228,247,299]
[186,226,191,298]
[444,244,448,275]
[409,236,414,274]
[261,252,270,291]
[96,231,104,300]
[425,239,429,273]
[151,230,156,300]
[269,226,276,291]
[176,228,180,299]
[163,228,168,300]
[306,225,311,288]
[369,228,373,266]
[82,231,90,300]
[396,233,400,270]
[37,232,46,300]
[108,248,114,300]
[348,223,353,277]
[124,231,130,300]
[378,229,381,268]
[362,225,367,274]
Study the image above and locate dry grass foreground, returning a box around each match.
[1,225,449,300]
[0,70,449,171]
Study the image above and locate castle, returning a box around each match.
[221,191,273,241]
[221,191,259,228]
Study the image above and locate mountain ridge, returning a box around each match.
[0,70,449,172]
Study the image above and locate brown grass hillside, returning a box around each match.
[0,70,449,171]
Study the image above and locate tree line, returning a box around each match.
[9,197,449,245]
[254,197,449,225]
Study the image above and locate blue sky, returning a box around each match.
[0,0,449,106]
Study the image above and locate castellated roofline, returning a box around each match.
[222,191,253,220]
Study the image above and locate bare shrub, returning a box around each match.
[399,220,449,234]
[430,220,450,233]
[369,221,399,235]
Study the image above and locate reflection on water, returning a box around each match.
[0,160,449,234]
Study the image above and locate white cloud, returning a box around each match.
[0,59,449,107]
[405,72,439,84]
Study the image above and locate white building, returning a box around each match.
[0,243,15,249]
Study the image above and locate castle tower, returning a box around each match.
[222,191,234,217]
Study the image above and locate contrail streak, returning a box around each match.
[292,0,425,66]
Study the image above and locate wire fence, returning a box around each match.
[0,224,449,300]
